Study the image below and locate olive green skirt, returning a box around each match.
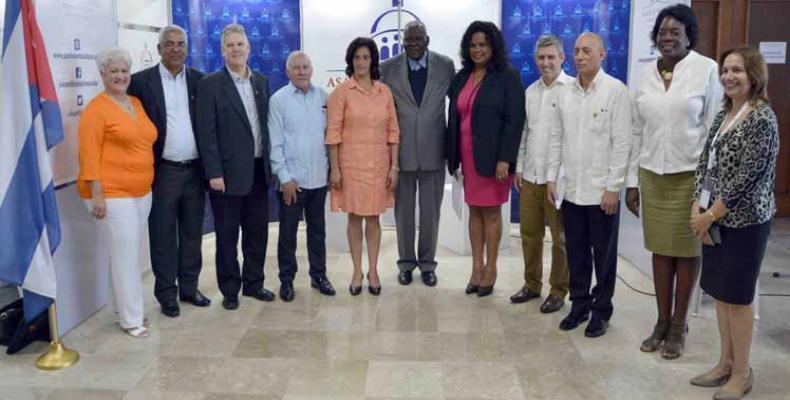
[639,168,701,258]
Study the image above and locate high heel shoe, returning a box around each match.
[465,284,479,294]
[349,273,363,296]
[477,285,494,297]
[367,273,381,296]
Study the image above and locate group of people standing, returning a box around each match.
[76,4,777,399]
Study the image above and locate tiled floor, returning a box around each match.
[1,223,789,400]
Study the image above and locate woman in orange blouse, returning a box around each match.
[326,37,400,296]
[77,47,157,338]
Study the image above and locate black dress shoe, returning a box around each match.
[311,277,336,296]
[539,295,565,314]
[279,282,295,302]
[510,287,541,304]
[242,287,276,302]
[559,309,590,331]
[398,270,413,285]
[584,317,609,338]
[160,300,180,318]
[421,271,438,287]
[222,297,239,310]
[465,284,479,294]
[180,290,211,307]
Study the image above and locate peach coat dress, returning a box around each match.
[325,77,400,216]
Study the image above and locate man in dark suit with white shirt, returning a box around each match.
[128,25,210,318]
[195,23,274,310]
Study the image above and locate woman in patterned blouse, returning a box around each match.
[688,46,778,400]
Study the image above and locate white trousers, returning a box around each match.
[84,193,152,329]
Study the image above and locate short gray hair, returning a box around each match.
[404,20,427,36]
[285,51,311,69]
[221,23,247,45]
[534,35,564,56]
[158,25,188,46]
[96,47,132,72]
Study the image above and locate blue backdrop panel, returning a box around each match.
[172,0,302,226]
[501,0,631,223]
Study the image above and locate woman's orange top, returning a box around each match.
[77,92,157,199]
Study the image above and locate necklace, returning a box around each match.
[660,70,673,81]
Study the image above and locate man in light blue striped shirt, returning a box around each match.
[268,51,335,302]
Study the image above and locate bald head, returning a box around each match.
[574,32,606,80]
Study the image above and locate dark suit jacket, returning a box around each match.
[446,65,526,177]
[127,64,204,163]
[195,67,271,196]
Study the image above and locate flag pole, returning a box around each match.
[35,303,79,370]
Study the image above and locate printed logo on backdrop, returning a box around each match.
[502,0,631,87]
[325,1,422,90]
[172,0,300,92]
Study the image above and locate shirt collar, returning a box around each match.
[407,52,428,71]
[348,76,382,94]
[288,81,313,94]
[574,68,605,93]
[159,63,185,80]
[227,65,251,82]
[539,70,572,89]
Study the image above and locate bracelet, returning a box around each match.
[391,166,399,171]
[706,209,717,222]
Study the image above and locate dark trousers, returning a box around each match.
[395,169,445,272]
[148,162,206,304]
[209,160,269,298]
[277,186,327,283]
[561,201,620,321]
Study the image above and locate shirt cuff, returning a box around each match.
[277,170,292,185]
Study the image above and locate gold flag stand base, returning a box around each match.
[36,341,79,370]
[35,304,79,371]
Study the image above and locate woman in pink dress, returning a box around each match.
[447,21,526,297]
[326,37,400,296]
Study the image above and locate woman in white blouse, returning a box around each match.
[626,4,722,359]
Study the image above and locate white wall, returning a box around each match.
[117,0,170,73]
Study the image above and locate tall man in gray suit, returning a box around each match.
[381,21,455,287]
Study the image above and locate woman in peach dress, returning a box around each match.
[326,37,400,296]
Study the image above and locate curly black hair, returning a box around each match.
[344,37,380,80]
[650,4,699,50]
[459,21,509,71]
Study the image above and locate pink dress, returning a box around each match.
[458,74,513,206]
[325,78,400,216]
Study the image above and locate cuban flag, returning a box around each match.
[0,0,63,322]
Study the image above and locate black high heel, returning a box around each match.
[349,273,362,296]
[477,285,494,297]
[367,273,381,296]
[465,284,479,294]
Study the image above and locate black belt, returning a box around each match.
[161,159,197,168]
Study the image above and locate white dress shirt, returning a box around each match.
[547,69,632,206]
[228,66,262,158]
[627,51,721,186]
[159,63,199,161]
[516,71,574,184]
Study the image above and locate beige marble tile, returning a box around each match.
[441,361,525,399]
[134,356,297,396]
[123,390,206,400]
[365,360,443,398]
[283,360,368,397]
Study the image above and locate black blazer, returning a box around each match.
[195,68,271,196]
[446,65,526,177]
[127,64,204,163]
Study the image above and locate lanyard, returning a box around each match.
[707,102,749,170]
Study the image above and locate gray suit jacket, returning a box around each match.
[381,51,455,172]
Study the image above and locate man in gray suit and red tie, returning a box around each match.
[381,21,455,286]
